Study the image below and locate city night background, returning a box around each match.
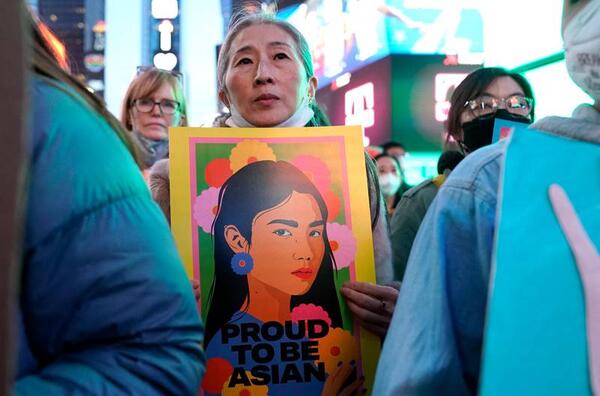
[27,0,592,183]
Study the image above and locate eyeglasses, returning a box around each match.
[136,65,184,85]
[464,94,534,117]
[132,98,180,115]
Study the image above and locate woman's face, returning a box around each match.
[220,24,317,127]
[247,191,326,296]
[376,156,402,197]
[459,76,526,125]
[377,156,400,178]
[130,81,182,140]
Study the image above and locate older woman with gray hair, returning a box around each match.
[150,9,399,338]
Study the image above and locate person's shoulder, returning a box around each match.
[533,109,600,144]
[441,143,505,203]
[30,74,108,143]
[27,75,151,246]
[401,178,437,200]
[31,74,86,111]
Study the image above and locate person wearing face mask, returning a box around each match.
[120,67,187,171]
[375,153,411,218]
[150,9,399,341]
[445,67,535,155]
[373,1,600,394]
[385,67,532,283]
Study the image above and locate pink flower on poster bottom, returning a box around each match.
[327,223,357,269]
[291,303,332,335]
[290,155,331,195]
[193,187,220,234]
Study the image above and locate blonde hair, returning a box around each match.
[120,69,188,130]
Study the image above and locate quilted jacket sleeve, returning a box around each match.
[14,76,205,395]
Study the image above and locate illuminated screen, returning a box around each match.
[384,1,483,56]
[279,0,484,87]
[316,54,479,150]
[403,151,441,186]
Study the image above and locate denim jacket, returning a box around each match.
[373,104,600,396]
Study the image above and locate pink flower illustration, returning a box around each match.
[327,223,357,269]
[193,187,220,234]
[291,304,332,337]
[290,155,331,195]
[291,303,332,326]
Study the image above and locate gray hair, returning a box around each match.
[216,11,314,94]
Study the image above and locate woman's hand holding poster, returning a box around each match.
[169,126,379,395]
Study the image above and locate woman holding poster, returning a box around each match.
[150,9,399,337]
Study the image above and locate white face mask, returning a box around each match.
[225,93,315,128]
[563,0,600,102]
[379,173,401,197]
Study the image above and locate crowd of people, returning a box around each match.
[12,0,599,394]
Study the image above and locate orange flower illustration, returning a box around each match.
[229,140,276,173]
[317,327,359,375]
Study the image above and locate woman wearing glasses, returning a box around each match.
[446,67,534,154]
[120,67,187,169]
[376,67,536,394]
[390,67,534,280]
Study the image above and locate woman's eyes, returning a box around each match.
[274,52,290,60]
[272,229,322,237]
[235,57,253,66]
[273,229,292,237]
[234,53,289,66]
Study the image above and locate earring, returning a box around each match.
[231,252,254,275]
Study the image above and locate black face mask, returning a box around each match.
[461,109,532,153]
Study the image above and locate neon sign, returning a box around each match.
[152,0,178,19]
[345,82,375,128]
[434,73,468,122]
[152,0,179,71]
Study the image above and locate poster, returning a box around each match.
[491,118,524,144]
[170,126,380,395]
[480,126,600,395]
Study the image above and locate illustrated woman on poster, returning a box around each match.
[206,160,342,340]
[204,160,358,395]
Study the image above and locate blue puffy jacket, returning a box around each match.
[14,75,205,395]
